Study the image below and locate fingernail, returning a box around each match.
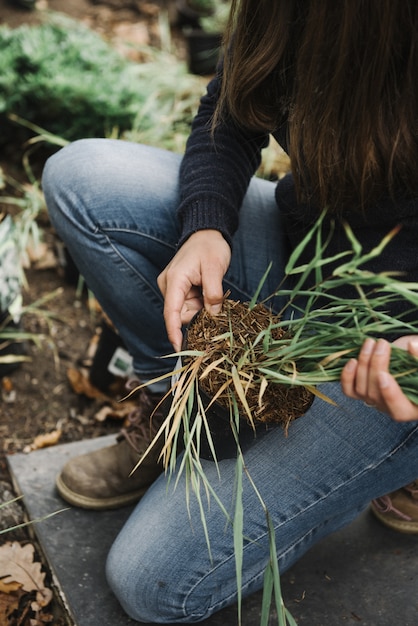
[361,338,375,354]
[374,339,389,355]
[209,304,222,315]
[344,358,357,372]
[410,339,418,355]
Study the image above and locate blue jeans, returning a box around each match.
[43,139,288,382]
[42,139,418,623]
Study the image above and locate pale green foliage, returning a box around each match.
[199,2,231,33]
[0,14,206,145]
[258,215,418,404]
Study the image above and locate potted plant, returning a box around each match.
[0,214,26,377]
[0,161,51,376]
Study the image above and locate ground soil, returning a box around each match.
[0,1,174,624]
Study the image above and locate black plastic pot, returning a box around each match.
[89,320,133,393]
[184,29,222,75]
[55,240,80,286]
[175,0,212,29]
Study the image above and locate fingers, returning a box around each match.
[341,337,418,421]
[375,371,417,422]
[380,337,418,421]
[341,338,387,404]
[158,269,194,352]
[201,260,226,316]
[357,338,391,402]
[158,230,231,351]
[340,357,359,399]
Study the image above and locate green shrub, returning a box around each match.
[0,14,204,145]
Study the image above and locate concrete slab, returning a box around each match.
[7,437,418,626]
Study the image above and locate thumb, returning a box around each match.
[203,289,223,316]
[207,302,222,315]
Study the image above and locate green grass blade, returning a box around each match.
[233,453,244,625]
[249,262,272,309]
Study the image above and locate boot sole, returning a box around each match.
[371,504,418,534]
[56,474,147,510]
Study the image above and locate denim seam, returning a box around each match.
[99,225,178,248]
[97,226,175,296]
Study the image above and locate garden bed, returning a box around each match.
[0,1,169,624]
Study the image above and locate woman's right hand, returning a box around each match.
[157,229,231,351]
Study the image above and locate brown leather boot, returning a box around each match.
[371,480,418,534]
[56,389,170,510]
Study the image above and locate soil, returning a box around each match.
[186,299,314,428]
[0,1,177,624]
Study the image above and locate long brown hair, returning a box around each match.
[218,0,418,212]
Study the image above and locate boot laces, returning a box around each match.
[372,494,413,521]
[404,480,418,499]
[372,480,418,521]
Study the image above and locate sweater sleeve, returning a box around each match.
[177,71,270,248]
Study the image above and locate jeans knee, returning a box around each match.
[43,139,100,192]
[106,546,183,624]
[43,139,110,234]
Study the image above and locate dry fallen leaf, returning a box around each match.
[0,542,52,609]
[0,587,23,623]
[94,402,138,423]
[1,377,13,393]
[67,367,131,404]
[25,241,57,269]
[0,578,22,594]
[67,367,109,400]
[23,430,62,453]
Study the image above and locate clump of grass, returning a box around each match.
[134,212,418,625]
[185,298,314,430]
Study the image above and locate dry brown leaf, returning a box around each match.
[30,610,54,624]
[0,578,22,593]
[23,238,58,271]
[94,402,137,422]
[0,587,23,622]
[67,367,109,400]
[0,542,52,608]
[1,377,13,393]
[33,249,58,270]
[31,586,53,611]
[24,430,62,453]
[67,366,133,407]
[88,297,103,316]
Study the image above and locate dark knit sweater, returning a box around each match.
[177,74,418,322]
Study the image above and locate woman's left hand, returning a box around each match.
[341,336,418,421]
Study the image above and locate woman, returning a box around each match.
[42,1,418,622]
